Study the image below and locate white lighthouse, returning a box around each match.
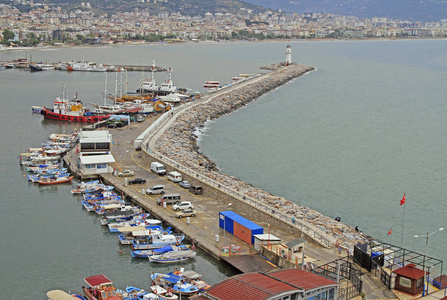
[285,45,292,65]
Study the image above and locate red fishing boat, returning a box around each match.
[82,275,122,300]
[40,85,111,122]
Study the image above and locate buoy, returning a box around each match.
[119,250,122,253]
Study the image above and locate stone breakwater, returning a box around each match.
[155,64,368,250]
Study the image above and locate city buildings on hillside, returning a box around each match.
[1,1,447,46]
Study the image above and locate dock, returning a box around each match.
[1,58,166,72]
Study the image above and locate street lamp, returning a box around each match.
[414,227,444,296]
[223,203,232,248]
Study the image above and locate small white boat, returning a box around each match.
[150,284,178,300]
[148,249,196,263]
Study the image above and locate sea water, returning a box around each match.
[0,39,446,298]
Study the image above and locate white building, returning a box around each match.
[78,130,115,175]
[285,45,292,65]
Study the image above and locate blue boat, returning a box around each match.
[131,234,185,250]
[150,272,199,296]
[119,286,155,299]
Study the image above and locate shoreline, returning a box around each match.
[1,37,446,54]
[154,64,369,250]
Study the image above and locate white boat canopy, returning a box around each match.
[47,290,77,300]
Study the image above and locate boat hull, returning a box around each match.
[38,176,74,185]
[41,108,110,123]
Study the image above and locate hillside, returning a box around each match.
[243,0,447,22]
[6,0,268,16]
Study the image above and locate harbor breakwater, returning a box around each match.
[153,64,369,251]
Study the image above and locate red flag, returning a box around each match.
[388,229,392,235]
[400,193,406,205]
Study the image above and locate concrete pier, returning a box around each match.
[62,63,396,298]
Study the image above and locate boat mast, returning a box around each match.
[103,72,108,106]
[151,59,156,84]
[120,71,123,100]
[125,70,128,94]
[114,72,118,105]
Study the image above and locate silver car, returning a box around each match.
[146,184,165,195]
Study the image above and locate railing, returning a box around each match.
[137,76,336,249]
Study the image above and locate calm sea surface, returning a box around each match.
[0,40,446,298]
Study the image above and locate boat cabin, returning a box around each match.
[83,275,121,300]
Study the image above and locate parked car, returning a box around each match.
[175,209,196,218]
[157,194,181,205]
[189,185,203,195]
[136,115,145,122]
[146,184,165,195]
[173,201,193,211]
[151,162,166,175]
[128,177,146,185]
[118,170,134,177]
[178,181,191,189]
[167,171,182,183]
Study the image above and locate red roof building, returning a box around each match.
[392,264,425,295]
[191,269,339,300]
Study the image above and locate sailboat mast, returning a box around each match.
[103,72,108,106]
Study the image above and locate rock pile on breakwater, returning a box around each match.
[155,64,368,250]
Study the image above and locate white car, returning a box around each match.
[173,201,193,211]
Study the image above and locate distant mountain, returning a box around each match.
[242,0,447,22]
[7,0,268,16]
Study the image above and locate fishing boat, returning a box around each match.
[40,85,111,122]
[37,63,55,71]
[131,245,189,258]
[32,106,43,113]
[108,217,159,232]
[150,284,178,300]
[119,286,154,300]
[131,234,185,250]
[148,249,196,263]
[158,68,177,95]
[29,64,43,72]
[139,60,159,94]
[38,175,73,185]
[203,80,220,88]
[118,227,161,245]
[102,212,151,227]
[178,270,211,291]
[150,272,199,296]
[82,275,122,300]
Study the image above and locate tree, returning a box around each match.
[2,28,15,44]
[76,34,85,42]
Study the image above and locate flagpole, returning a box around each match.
[401,193,406,247]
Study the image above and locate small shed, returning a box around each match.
[286,238,307,253]
[253,234,281,251]
[392,263,425,295]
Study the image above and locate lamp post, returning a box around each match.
[414,227,444,296]
[223,203,232,248]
